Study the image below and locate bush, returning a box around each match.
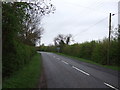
[3,53,41,88]
[91,42,107,64]
[41,39,119,66]
[3,40,36,79]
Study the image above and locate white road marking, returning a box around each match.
[72,66,90,76]
[57,58,60,60]
[104,82,118,90]
[61,60,69,65]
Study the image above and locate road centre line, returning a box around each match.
[61,60,69,65]
[53,55,117,89]
[104,82,118,90]
[72,66,90,76]
[56,58,60,60]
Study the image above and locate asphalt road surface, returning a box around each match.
[39,52,119,89]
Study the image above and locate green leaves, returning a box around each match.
[41,38,119,66]
[2,2,36,79]
[2,1,56,80]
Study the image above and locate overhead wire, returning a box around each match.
[73,17,108,38]
[64,0,108,15]
[71,0,118,37]
[73,12,119,38]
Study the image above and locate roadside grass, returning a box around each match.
[55,53,120,71]
[3,53,42,88]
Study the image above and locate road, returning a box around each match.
[39,52,119,89]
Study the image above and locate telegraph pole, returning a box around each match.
[107,13,111,65]
[109,13,111,43]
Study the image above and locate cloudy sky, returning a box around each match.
[41,0,119,46]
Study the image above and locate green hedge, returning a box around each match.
[40,39,119,66]
[62,39,119,65]
[3,53,41,88]
[3,40,36,79]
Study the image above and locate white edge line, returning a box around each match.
[61,60,69,65]
[104,82,118,90]
[72,66,90,76]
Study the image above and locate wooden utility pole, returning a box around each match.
[107,13,111,65]
[109,13,111,43]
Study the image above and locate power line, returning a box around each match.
[73,12,118,38]
[64,0,109,14]
[73,17,108,38]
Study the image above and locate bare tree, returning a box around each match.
[18,0,56,46]
[54,34,73,52]
[54,34,73,46]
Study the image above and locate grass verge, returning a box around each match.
[3,53,42,88]
[55,53,120,71]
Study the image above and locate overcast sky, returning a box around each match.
[41,0,119,46]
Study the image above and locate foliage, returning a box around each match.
[54,34,73,52]
[40,38,119,66]
[56,53,120,71]
[2,1,55,79]
[3,40,36,78]
[91,40,108,64]
[18,1,56,46]
[2,2,35,78]
[3,53,42,88]
[54,34,73,46]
